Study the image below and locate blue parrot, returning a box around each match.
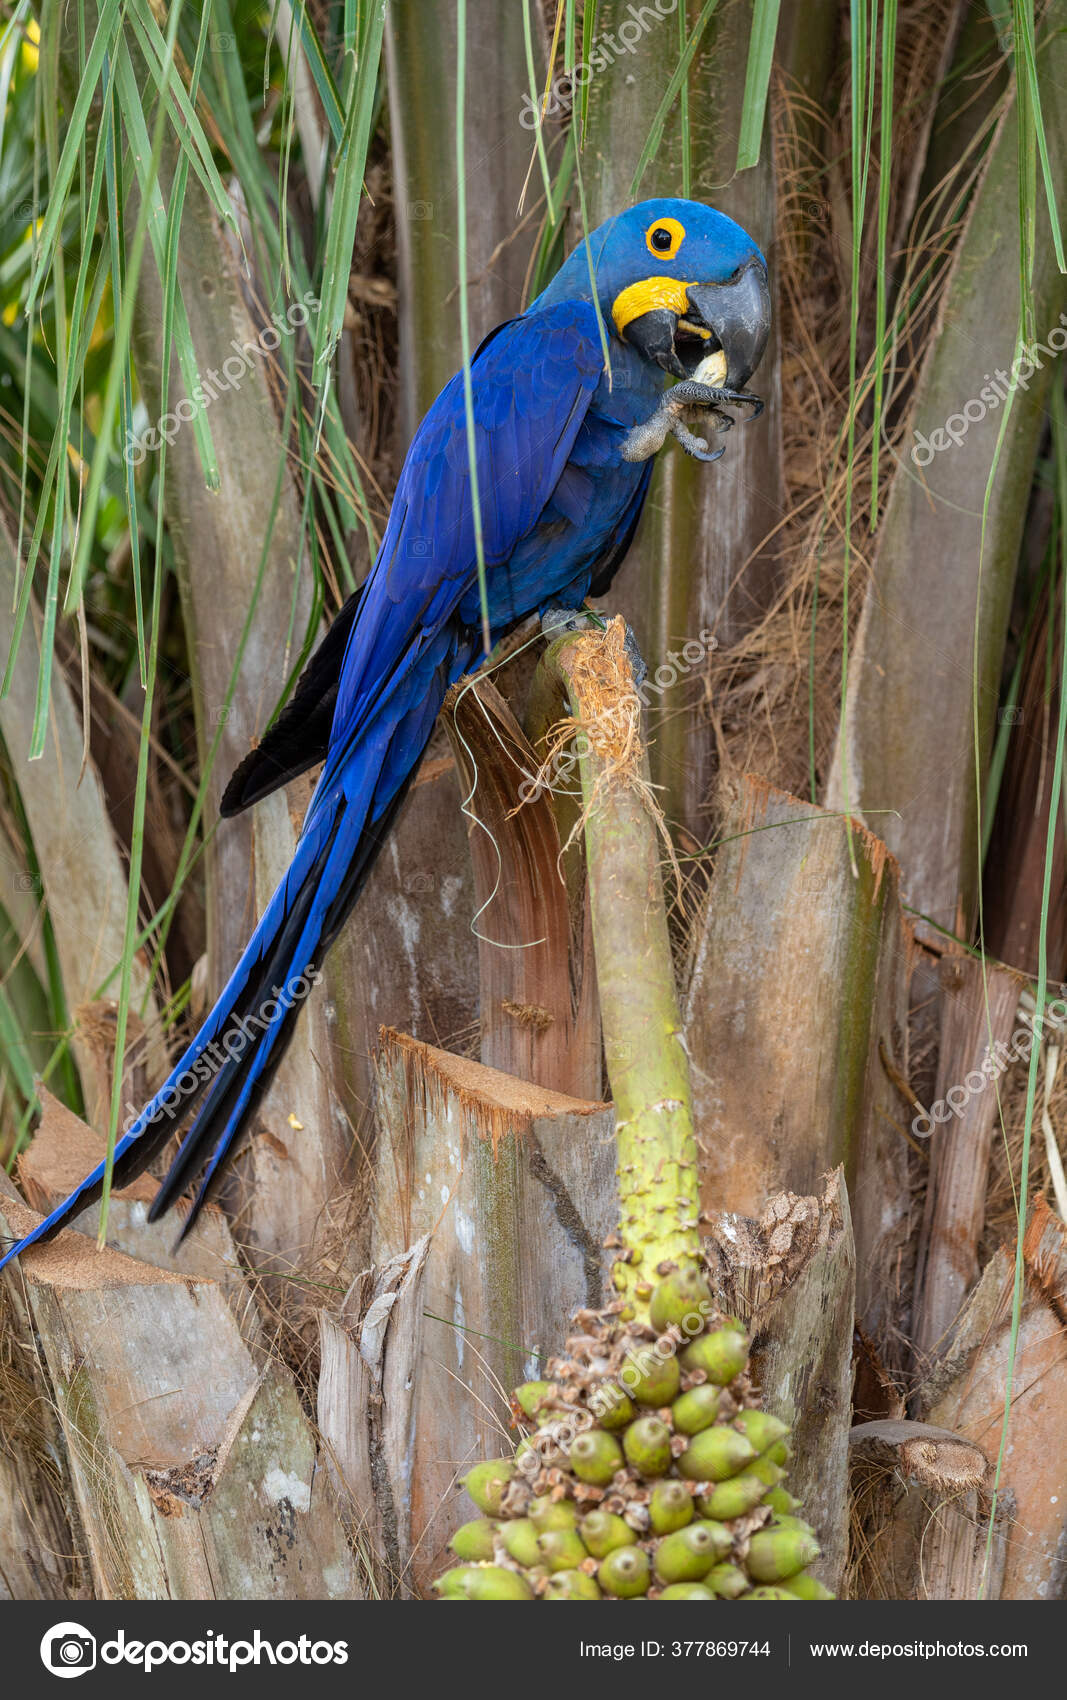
[0,198,769,1271]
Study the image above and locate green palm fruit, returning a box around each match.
[537,1528,588,1572]
[671,1385,721,1435]
[621,1350,681,1407]
[653,1520,733,1583]
[622,1415,673,1475]
[782,1570,835,1601]
[649,1479,694,1534]
[530,1496,577,1536]
[513,1381,553,1418]
[735,1409,790,1454]
[591,1383,636,1430]
[460,1459,515,1516]
[598,1545,651,1598]
[764,1486,801,1514]
[745,1528,821,1583]
[696,1470,770,1520]
[649,1267,714,1333]
[706,1562,749,1599]
[434,1292,833,1601]
[449,1518,497,1562]
[569,1427,624,1485]
[579,1510,634,1558]
[499,1518,542,1568]
[746,1455,787,1487]
[544,1570,602,1600]
[680,1328,749,1386]
[769,1514,818,1539]
[434,1565,534,1600]
[677,1425,758,1482]
[529,1496,580,1532]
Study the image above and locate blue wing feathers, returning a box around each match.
[0,294,661,1271]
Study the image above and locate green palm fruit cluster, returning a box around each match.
[432,1265,833,1601]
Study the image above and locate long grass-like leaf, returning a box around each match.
[455,0,489,654]
[286,0,345,140]
[521,0,554,213]
[111,37,220,493]
[629,0,719,200]
[23,0,121,315]
[124,0,241,238]
[736,0,781,171]
[311,0,387,396]
[869,0,897,520]
[99,0,207,1241]
[1012,0,1065,275]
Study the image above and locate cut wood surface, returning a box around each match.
[685,775,912,1342]
[0,1184,357,1600]
[17,1090,251,1311]
[0,1177,85,1600]
[848,1414,998,1598]
[913,1198,1067,1598]
[321,1028,616,1593]
[443,677,601,1100]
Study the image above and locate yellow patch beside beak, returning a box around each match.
[611,276,694,337]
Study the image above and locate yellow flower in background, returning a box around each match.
[21,16,39,75]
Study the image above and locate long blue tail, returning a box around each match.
[0,723,416,1272]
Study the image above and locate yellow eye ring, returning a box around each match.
[645,217,685,260]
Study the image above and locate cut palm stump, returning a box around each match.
[318,1035,615,1596]
[0,1173,357,1601]
[431,617,843,1599]
[857,1195,1067,1601]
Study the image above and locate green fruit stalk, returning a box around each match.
[431,626,834,1602]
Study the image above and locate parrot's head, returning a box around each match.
[586,198,771,390]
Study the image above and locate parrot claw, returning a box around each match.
[621,624,648,686]
[540,605,606,642]
[621,382,763,464]
[539,607,648,686]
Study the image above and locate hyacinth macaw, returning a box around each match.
[0,198,770,1271]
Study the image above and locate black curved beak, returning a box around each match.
[684,258,771,389]
[622,256,771,389]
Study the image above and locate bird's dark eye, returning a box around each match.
[644,217,685,260]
